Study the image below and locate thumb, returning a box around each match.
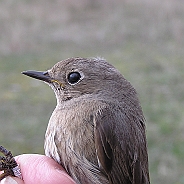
[15,154,75,184]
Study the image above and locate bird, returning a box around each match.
[22,57,150,184]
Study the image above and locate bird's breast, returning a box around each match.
[44,100,101,167]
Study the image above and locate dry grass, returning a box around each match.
[0,0,184,183]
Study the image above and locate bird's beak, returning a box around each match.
[22,70,52,83]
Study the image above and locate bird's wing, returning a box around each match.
[94,109,113,173]
[94,106,150,184]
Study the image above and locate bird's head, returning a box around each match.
[22,57,135,105]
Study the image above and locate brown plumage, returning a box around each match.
[22,57,150,184]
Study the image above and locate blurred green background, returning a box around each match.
[0,0,184,183]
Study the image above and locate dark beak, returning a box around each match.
[22,71,52,83]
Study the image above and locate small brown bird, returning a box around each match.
[22,57,150,184]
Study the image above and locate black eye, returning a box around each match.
[67,72,81,84]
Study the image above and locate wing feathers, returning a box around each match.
[94,106,150,184]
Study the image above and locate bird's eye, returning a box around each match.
[67,72,81,84]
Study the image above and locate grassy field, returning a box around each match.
[0,0,184,183]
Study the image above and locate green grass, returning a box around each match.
[0,0,184,183]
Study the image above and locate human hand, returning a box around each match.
[0,154,75,184]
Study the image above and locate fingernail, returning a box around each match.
[1,177,18,184]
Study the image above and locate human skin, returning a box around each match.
[0,154,75,184]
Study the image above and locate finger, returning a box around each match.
[15,154,75,184]
[0,176,24,184]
